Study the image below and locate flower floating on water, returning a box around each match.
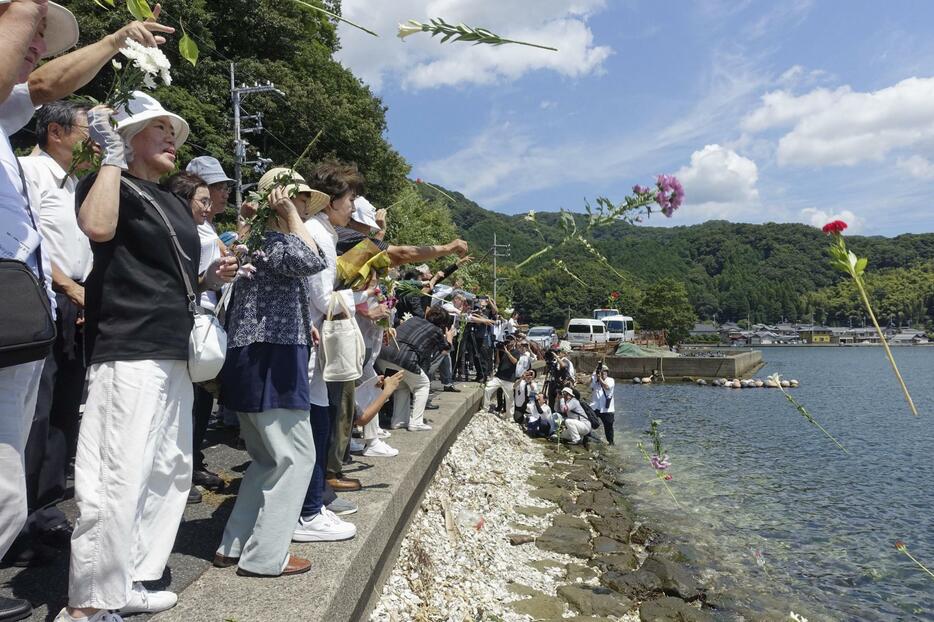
[650,454,671,470]
[397,18,558,51]
[789,611,809,622]
[894,539,934,582]
[824,222,918,416]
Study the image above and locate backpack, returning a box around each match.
[581,400,601,429]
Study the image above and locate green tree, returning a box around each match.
[18,0,409,206]
[637,278,697,346]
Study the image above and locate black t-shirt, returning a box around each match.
[495,347,521,381]
[78,172,200,364]
[334,225,389,255]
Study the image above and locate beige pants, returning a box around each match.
[68,359,193,609]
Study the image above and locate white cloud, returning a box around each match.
[336,0,611,90]
[897,155,934,179]
[675,144,759,204]
[742,76,934,167]
[800,207,864,233]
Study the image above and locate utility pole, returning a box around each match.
[492,233,510,302]
[230,63,282,209]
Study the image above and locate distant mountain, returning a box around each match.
[416,184,934,327]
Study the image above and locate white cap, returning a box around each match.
[561,387,574,395]
[186,156,234,186]
[352,196,380,231]
[114,91,189,149]
[0,1,80,58]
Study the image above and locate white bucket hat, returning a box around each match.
[0,1,80,58]
[114,91,190,149]
[186,156,234,186]
[351,196,381,231]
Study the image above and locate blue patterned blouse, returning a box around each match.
[226,231,327,348]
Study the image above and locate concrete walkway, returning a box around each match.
[1,384,483,622]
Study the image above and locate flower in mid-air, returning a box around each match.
[822,220,848,235]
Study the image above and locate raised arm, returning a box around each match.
[77,107,126,242]
[28,14,173,104]
[387,239,468,266]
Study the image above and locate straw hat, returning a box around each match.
[0,1,80,58]
[258,167,329,216]
[114,91,189,149]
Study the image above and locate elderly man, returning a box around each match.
[3,100,92,569]
[0,2,174,620]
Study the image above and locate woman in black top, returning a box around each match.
[62,93,237,619]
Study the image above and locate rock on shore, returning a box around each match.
[369,410,723,622]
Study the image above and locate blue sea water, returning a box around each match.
[612,346,934,621]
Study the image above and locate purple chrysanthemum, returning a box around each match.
[655,174,684,217]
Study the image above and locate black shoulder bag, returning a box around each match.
[0,162,56,368]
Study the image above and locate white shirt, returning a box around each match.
[0,83,54,310]
[515,353,533,378]
[590,374,615,413]
[305,213,355,406]
[19,150,92,283]
[197,221,222,309]
[514,378,538,408]
[559,357,575,379]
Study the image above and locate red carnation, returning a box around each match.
[610,291,620,300]
[822,220,848,235]
[416,178,423,184]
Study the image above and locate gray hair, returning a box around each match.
[35,100,90,149]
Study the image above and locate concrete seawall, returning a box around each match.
[570,349,764,380]
[155,384,484,622]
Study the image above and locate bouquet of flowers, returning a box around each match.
[64,38,173,184]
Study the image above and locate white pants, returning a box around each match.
[0,360,43,560]
[483,377,515,416]
[358,362,381,442]
[217,408,314,576]
[561,419,592,444]
[376,363,430,428]
[69,360,193,609]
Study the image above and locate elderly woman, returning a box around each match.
[165,171,227,501]
[59,93,237,622]
[213,168,329,578]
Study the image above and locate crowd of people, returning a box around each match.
[0,4,617,621]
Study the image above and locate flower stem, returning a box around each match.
[637,443,682,508]
[290,0,379,37]
[898,547,934,581]
[853,276,919,416]
[515,245,553,270]
[494,37,558,51]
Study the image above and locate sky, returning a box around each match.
[334,0,934,237]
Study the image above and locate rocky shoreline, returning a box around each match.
[369,405,803,622]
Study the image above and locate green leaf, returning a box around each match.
[126,0,154,21]
[92,0,116,9]
[855,256,868,276]
[178,22,199,66]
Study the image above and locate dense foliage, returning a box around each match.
[637,279,697,346]
[14,0,410,206]
[423,185,934,329]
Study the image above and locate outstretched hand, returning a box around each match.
[109,4,174,50]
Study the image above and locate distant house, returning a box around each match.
[689,323,720,338]
[798,325,834,344]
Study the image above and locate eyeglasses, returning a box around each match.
[195,197,213,209]
[211,183,232,194]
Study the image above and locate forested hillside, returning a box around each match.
[419,185,934,328]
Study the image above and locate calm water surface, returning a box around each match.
[613,346,934,621]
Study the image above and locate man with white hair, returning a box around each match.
[0,2,175,620]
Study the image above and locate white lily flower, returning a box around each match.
[111,59,122,71]
[397,20,424,40]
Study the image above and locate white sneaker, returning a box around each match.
[389,422,407,430]
[407,422,433,431]
[54,610,124,622]
[293,510,357,542]
[349,438,365,454]
[118,582,178,614]
[363,439,399,457]
[377,428,391,438]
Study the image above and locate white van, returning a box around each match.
[602,315,635,342]
[566,318,608,346]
